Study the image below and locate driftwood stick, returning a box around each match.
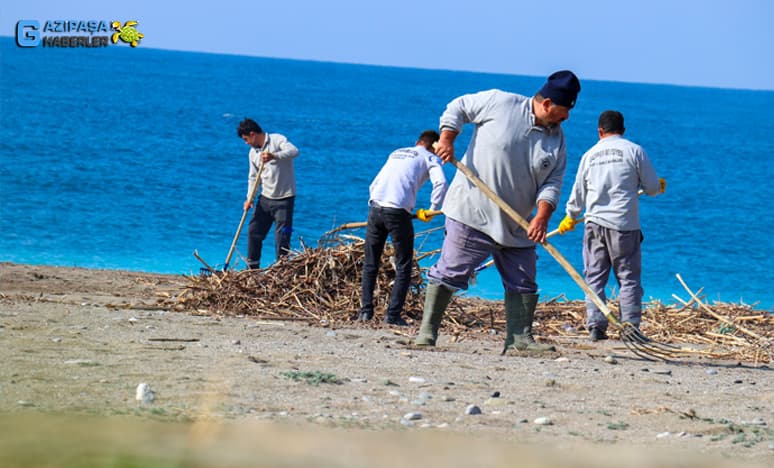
[675,273,764,341]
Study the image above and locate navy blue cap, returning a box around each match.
[538,70,581,108]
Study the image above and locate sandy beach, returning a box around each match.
[0,262,772,467]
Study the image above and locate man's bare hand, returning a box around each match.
[527,217,549,243]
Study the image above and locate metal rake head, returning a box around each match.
[619,322,682,361]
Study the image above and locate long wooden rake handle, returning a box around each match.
[544,190,645,238]
[224,159,265,270]
[449,158,621,328]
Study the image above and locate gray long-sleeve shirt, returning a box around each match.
[565,135,660,231]
[247,133,299,200]
[440,89,567,247]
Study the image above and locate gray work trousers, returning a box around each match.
[428,218,537,294]
[582,222,643,331]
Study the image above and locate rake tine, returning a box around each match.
[619,323,680,361]
[621,336,670,362]
[623,324,681,350]
[624,323,680,351]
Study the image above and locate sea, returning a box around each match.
[1,37,772,310]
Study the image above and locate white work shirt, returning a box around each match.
[566,135,660,231]
[369,145,447,212]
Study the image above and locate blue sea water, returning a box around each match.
[1,37,772,310]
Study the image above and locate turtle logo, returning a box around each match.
[111,20,143,47]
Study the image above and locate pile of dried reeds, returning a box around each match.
[179,239,425,322]
[175,237,772,363]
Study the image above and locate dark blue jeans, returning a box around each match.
[360,205,414,319]
[247,195,294,269]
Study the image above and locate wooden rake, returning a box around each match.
[192,159,266,276]
[224,159,266,271]
[450,157,681,361]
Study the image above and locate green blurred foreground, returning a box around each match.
[0,413,767,468]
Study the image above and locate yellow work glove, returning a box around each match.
[558,215,577,234]
[659,177,667,194]
[415,208,435,222]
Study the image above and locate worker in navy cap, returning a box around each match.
[415,70,581,353]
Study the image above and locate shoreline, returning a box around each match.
[4,260,772,312]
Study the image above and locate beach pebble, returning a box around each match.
[484,397,506,407]
[231,339,241,345]
[533,417,553,426]
[51,337,62,343]
[554,357,569,362]
[705,369,718,375]
[465,405,482,415]
[403,412,422,421]
[490,391,501,398]
[604,356,618,365]
[409,376,426,384]
[135,383,154,404]
[656,432,671,439]
[17,400,34,407]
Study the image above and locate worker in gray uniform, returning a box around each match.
[414,70,581,353]
[558,110,665,341]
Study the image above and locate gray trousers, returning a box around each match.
[428,218,537,294]
[583,222,643,330]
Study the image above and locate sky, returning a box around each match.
[2,0,773,91]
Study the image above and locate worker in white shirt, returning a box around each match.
[359,130,448,326]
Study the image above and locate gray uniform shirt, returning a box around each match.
[565,135,660,231]
[440,89,566,247]
[247,133,299,200]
